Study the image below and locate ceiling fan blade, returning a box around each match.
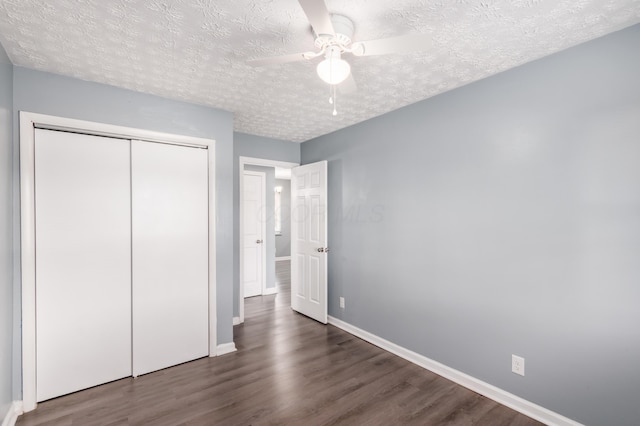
[248,51,318,67]
[352,33,432,57]
[298,0,335,36]
[339,74,357,94]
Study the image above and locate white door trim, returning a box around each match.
[238,156,298,324]
[242,170,267,298]
[19,111,217,413]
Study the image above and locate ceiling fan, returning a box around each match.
[248,0,432,115]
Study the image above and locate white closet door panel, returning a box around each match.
[132,140,209,376]
[35,129,132,402]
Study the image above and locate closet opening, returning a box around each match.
[19,112,218,412]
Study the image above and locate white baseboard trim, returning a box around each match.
[232,316,241,326]
[216,342,237,356]
[2,401,23,426]
[275,256,290,261]
[328,316,582,426]
[263,287,278,295]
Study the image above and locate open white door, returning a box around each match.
[291,161,328,324]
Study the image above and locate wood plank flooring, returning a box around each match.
[18,260,543,425]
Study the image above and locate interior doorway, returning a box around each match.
[238,157,298,324]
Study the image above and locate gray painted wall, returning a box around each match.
[244,165,276,292]
[12,67,235,399]
[233,132,299,317]
[275,179,291,258]
[301,25,640,426]
[0,43,13,421]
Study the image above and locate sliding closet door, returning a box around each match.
[35,129,132,402]
[131,140,209,376]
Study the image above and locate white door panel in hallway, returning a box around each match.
[291,161,328,324]
[243,171,266,298]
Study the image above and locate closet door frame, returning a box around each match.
[19,111,218,413]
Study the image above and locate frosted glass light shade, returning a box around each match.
[316,57,351,85]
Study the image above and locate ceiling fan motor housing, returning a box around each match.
[314,14,354,50]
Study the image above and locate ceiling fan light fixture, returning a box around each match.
[316,48,351,85]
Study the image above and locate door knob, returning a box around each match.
[256,239,263,244]
[317,247,324,252]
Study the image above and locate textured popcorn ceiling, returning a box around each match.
[0,1,638,142]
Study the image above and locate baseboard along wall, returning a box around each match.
[327,316,583,426]
[263,287,278,295]
[216,342,237,356]
[1,401,23,426]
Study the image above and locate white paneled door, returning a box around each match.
[243,171,266,298]
[35,129,132,402]
[291,161,328,324]
[131,140,209,376]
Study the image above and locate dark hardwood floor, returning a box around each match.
[18,260,543,425]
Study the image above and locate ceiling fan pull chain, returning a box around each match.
[332,84,338,116]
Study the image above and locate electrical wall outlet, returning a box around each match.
[512,354,525,376]
[339,297,345,309]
